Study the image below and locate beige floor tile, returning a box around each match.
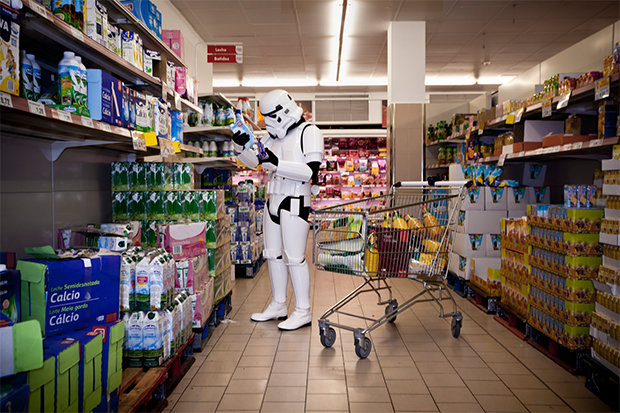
[192,372,233,387]
[525,404,573,412]
[179,385,225,403]
[277,341,309,352]
[416,361,456,374]
[305,394,349,411]
[421,373,465,388]
[378,356,417,368]
[243,345,278,357]
[307,379,347,394]
[238,355,275,367]
[382,366,422,380]
[231,367,272,380]
[226,379,269,394]
[344,360,383,374]
[563,396,613,412]
[172,401,218,413]
[260,402,305,413]
[511,388,564,405]
[465,379,511,395]
[453,366,497,381]
[428,387,476,404]
[199,360,239,374]
[270,361,308,374]
[386,379,429,395]
[308,366,345,380]
[268,373,307,387]
[435,402,484,412]
[263,386,306,402]
[476,395,527,412]
[309,355,344,367]
[488,362,531,375]
[446,356,487,368]
[546,380,597,399]
[274,351,308,362]
[247,337,280,347]
[346,373,386,387]
[349,402,395,413]
[391,394,438,411]
[217,393,263,411]
[496,373,546,389]
[347,386,391,403]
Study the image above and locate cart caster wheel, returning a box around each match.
[355,337,372,359]
[385,299,398,323]
[320,327,336,348]
[451,313,462,338]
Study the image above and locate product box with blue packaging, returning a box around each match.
[87,69,122,126]
[122,85,136,130]
[17,253,121,336]
[0,377,29,413]
[72,330,103,413]
[0,268,20,327]
[43,335,80,412]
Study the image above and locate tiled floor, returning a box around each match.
[165,240,612,413]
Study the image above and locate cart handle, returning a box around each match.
[394,180,473,188]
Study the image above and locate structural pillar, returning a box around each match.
[387,22,425,185]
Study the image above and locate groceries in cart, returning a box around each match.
[314,188,456,280]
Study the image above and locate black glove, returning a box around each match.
[232,130,250,147]
[258,148,279,167]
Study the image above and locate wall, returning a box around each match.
[426,102,470,125]
[153,0,213,95]
[0,135,122,259]
[499,20,620,103]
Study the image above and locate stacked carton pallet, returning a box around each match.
[592,158,620,375]
[500,217,530,318]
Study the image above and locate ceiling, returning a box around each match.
[171,0,619,93]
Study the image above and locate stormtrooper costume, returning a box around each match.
[232,90,324,330]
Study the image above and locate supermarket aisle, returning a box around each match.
[165,240,612,413]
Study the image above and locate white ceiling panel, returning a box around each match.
[169,0,619,91]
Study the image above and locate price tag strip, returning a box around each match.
[27,100,46,117]
[131,131,147,151]
[99,122,112,133]
[56,109,73,123]
[595,76,611,101]
[0,92,13,108]
[81,117,94,128]
[557,91,571,109]
[498,154,507,167]
[542,99,552,118]
[28,0,48,17]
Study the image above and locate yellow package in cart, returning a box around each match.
[0,4,19,96]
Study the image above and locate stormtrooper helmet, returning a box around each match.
[259,89,303,139]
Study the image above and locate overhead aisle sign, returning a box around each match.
[207,44,243,64]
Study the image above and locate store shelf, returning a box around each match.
[244,114,262,131]
[180,144,203,155]
[426,164,450,170]
[165,87,203,114]
[200,93,235,108]
[183,156,244,170]
[426,137,466,146]
[474,137,619,164]
[183,125,233,137]
[105,0,186,67]
[318,184,387,188]
[21,0,163,94]
[602,158,620,171]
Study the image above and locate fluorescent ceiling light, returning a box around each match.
[213,78,241,87]
[241,78,319,88]
[320,78,387,87]
[477,75,516,85]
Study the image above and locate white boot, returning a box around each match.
[251,301,288,322]
[278,309,311,330]
[279,257,312,330]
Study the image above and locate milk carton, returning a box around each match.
[125,311,143,367]
[119,254,135,311]
[142,311,162,367]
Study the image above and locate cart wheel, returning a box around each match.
[451,313,462,338]
[320,327,336,348]
[355,337,372,359]
[385,299,398,323]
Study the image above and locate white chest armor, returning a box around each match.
[266,123,311,197]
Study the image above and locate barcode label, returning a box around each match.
[100,122,112,132]
[0,92,13,108]
[173,245,182,254]
[30,1,47,17]
[5,79,15,93]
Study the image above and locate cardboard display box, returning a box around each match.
[18,255,121,336]
[43,336,80,412]
[453,232,486,258]
[28,355,55,413]
[514,120,564,143]
[457,210,506,234]
[484,187,508,211]
[91,321,124,396]
[0,320,43,378]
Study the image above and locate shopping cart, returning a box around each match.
[312,180,470,358]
